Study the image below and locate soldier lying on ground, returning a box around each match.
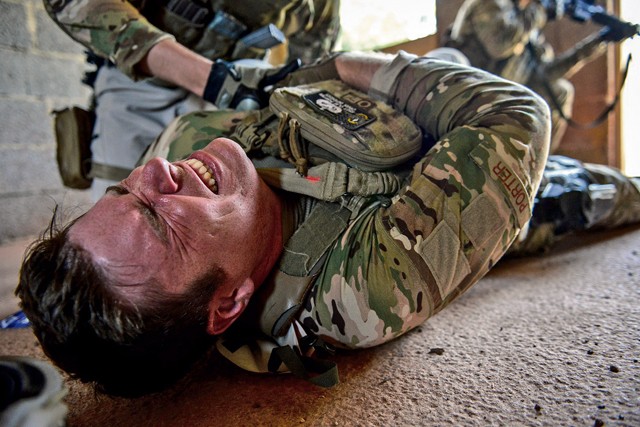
[16,50,639,398]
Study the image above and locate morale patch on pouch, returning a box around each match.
[303,90,376,130]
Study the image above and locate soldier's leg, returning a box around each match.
[508,155,640,256]
[581,162,640,229]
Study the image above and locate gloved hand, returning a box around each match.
[203,58,302,111]
[600,24,638,43]
[538,0,564,21]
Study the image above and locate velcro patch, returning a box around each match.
[419,220,471,298]
[303,90,376,130]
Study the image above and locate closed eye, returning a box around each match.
[105,185,169,244]
[105,184,129,196]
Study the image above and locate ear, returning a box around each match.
[206,277,255,335]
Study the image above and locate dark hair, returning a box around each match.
[16,209,224,397]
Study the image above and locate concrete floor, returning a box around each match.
[1,226,639,426]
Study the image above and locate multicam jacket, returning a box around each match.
[297,53,550,349]
[141,52,551,371]
[443,0,614,152]
[43,0,341,80]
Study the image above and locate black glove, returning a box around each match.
[203,58,302,110]
[538,0,565,21]
[600,25,637,43]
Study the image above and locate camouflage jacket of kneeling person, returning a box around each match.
[140,52,551,377]
[43,0,341,81]
[443,0,609,85]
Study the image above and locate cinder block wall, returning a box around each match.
[0,0,92,243]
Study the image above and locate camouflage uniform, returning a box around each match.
[508,155,640,256]
[143,52,552,361]
[43,0,340,200]
[43,0,341,80]
[444,0,612,151]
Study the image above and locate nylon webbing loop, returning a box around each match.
[229,108,276,153]
[543,53,632,129]
[277,113,310,175]
[268,345,339,388]
[88,163,132,182]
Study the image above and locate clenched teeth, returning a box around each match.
[185,158,218,193]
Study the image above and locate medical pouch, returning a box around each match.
[52,106,95,189]
[268,79,422,172]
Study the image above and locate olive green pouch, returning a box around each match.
[52,106,95,189]
[268,79,422,172]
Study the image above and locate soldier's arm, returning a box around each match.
[43,0,174,80]
[336,51,551,182]
[43,0,232,102]
[137,39,213,99]
[308,52,551,348]
[370,51,550,244]
[335,48,552,229]
[539,29,608,81]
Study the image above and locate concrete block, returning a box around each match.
[0,190,91,242]
[0,51,89,98]
[0,2,30,50]
[0,0,94,241]
[0,99,52,146]
[0,194,58,242]
[0,51,28,94]
[0,147,62,194]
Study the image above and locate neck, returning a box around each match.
[250,181,284,289]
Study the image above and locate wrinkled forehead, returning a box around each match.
[67,196,166,286]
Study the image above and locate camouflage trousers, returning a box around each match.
[507,155,640,256]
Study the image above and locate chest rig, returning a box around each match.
[136,0,315,61]
[215,79,423,385]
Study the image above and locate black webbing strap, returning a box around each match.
[268,345,339,388]
[88,162,133,182]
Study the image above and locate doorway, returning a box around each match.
[620,0,639,175]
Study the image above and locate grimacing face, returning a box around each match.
[68,138,279,327]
